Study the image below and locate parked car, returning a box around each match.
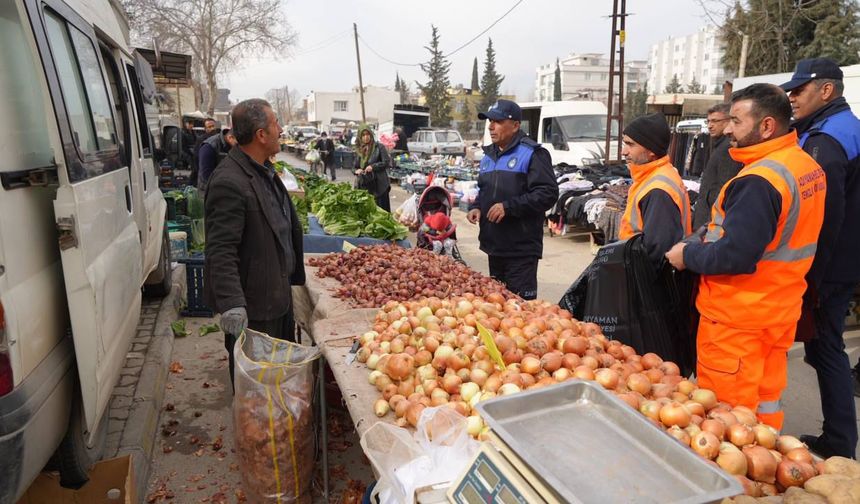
[408,129,466,157]
[0,0,170,501]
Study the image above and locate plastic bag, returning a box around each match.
[394,194,419,229]
[233,329,321,503]
[304,149,320,164]
[360,407,478,504]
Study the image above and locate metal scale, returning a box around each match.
[446,431,563,504]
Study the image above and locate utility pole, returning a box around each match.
[738,34,750,78]
[285,85,292,123]
[353,23,367,123]
[604,0,627,164]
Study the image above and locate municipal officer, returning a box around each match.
[781,58,860,458]
[666,84,826,430]
[467,100,558,299]
[618,113,692,265]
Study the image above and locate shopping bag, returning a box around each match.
[233,329,321,503]
[394,194,419,229]
[304,149,320,164]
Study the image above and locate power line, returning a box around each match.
[292,29,351,57]
[356,0,524,66]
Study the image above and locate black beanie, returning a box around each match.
[622,113,671,158]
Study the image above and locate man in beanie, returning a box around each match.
[618,112,691,264]
[468,99,558,299]
[780,58,860,458]
[666,84,826,430]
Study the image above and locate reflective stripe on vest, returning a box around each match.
[704,159,817,262]
[628,174,690,234]
[757,399,782,414]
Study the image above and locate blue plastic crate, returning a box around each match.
[178,255,214,317]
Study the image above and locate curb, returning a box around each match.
[118,271,183,503]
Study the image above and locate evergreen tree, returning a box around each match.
[479,38,505,113]
[457,100,474,137]
[394,73,402,93]
[553,58,562,101]
[664,74,684,93]
[418,25,452,127]
[721,0,860,76]
[470,57,480,90]
[687,76,705,94]
[399,78,411,105]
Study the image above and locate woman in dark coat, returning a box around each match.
[354,125,392,211]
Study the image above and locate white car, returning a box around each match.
[408,129,466,157]
[0,0,170,500]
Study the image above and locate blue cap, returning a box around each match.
[780,58,843,91]
[478,99,522,121]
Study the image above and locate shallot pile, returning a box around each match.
[357,295,854,501]
[308,245,512,307]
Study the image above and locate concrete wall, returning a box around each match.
[308,86,399,126]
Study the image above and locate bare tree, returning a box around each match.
[125,0,297,115]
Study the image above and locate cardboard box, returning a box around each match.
[17,456,135,504]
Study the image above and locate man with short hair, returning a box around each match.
[619,112,692,265]
[181,119,197,169]
[204,99,305,384]
[317,132,336,181]
[197,128,237,189]
[467,99,558,300]
[666,84,827,430]
[692,103,743,229]
[780,58,860,458]
[191,118,219,186]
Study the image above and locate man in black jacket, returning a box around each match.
[467,100,558,299]
[692,103,744,229]
[317,132,336,181]
[781,58,860,459]
[204,99,305,384]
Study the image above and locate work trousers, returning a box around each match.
[488,255,539,300]
[322,157,336,181]
[804,281,858,458]
[225,310,297,391]
[696,317,794,430]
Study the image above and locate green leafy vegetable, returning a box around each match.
[171,319,190,338]
[199,323,221,336]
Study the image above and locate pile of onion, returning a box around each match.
[308,245,513,307]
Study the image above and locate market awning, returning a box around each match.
[135,47,192,83]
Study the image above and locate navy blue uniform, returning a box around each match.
[471,130,558,298]
[795,97,860,459]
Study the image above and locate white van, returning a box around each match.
[483,101,621,167]
[0,0,170,500]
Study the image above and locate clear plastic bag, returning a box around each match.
[304,149,320,164]
[233,329,321,503]
[394,194,419,230]
[360,407,479,504]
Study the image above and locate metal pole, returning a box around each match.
[604,0,619,163]
[285,85,292,123]
[738,34,749,78]
[353,23,367,123]
[616,0,626,162]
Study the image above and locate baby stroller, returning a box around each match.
[416,185,464,263]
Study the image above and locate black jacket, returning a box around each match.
[354,141,392,197]
[470,131,559,258]
[794,97,860,286]
[317,137,335,162]
[203,147,305,321]
[692,135,743,229]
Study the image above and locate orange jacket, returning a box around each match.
[697,131,826,328]
[619,156,692,240]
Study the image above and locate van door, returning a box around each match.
[24,0,143,436]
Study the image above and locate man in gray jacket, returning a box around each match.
[692,103,743,229]
[204,99,305,384]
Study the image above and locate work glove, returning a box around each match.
[220,306,248,336]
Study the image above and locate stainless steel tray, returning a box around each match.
[476,380,742,504]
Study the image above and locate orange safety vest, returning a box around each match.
[619,156,692,240]
[697,131,826,329]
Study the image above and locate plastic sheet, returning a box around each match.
[233,329,321,504]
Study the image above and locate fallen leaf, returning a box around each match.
[194,449,204,457]
[199,323,221,336]
[188,474,205,482]
[162,445,173,454]
[169,361,184,374]
[197,484,207,490]
[161,427,177,438]
[212,436,223,451]
[194,411,203,418]
[235,489,247,502]
[228,463,239,472]
[202,382,211,389]
[164,403,175,412]
[210,492,227,504]
[171,320,190,338]
[189,436,200,445]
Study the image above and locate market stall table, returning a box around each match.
[302,215,411,254]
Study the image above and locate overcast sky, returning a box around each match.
[224,0,717,105]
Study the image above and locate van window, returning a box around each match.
[0,2,54,172]
[125,64,152,157]
[44,10,117,155]
[435,131,461,143]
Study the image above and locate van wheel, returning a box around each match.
[144,225,172,298]
[57,389,107,488]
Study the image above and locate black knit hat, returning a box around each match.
[623,113,671,158]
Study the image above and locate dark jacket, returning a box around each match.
[639,190,684,265]
[469,130,559,258]
[197,132,231,189]
[317,137,335,163]
[794,97,860,286]
[203,147,305,321]
[692,135,743,229]
[354,139,392,197]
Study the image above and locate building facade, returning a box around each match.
[534,53,649,104]
[648,25,733,94]
[307,85,400,127]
